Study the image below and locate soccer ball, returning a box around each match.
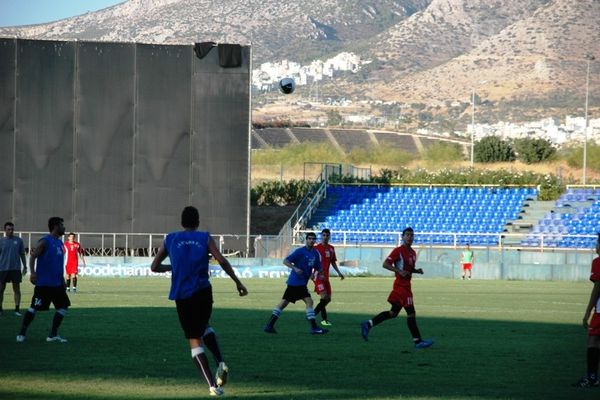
[279,77,296,94]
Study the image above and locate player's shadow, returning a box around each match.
[0,306,594,400]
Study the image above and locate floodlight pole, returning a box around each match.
[470,88,475,166]
[583,54,595,185]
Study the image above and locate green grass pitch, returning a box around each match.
[0,277,597,400]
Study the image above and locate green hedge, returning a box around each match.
[328,167,566,200]
[251,168,574,205]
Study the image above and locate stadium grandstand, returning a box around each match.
[252,127,467,154]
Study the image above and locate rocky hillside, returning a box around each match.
[1,0,599,106]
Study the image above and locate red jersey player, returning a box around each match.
[574,233,600,387]
[64,233,85,293]
[360,227,433,348]
[312,228,344,326]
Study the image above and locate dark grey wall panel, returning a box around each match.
[0,38,16,224]
[191,46,249,235]
[75,42,135,233]
[0,39,249,240]
[15,40,75,231]
[133,44,192,233]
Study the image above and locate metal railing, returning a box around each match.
[12,230,598,258]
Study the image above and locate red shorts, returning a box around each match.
[589,313,600,336]
[387,286,414,308]
[462,263,472,270]
[65,263,79,275]
[314,279,332,295]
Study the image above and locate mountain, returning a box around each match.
[1,0,599,109]
[0,0,431,64]
[368,0,600,103]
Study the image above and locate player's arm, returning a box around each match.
[330,261,345,280]
[383,259,410,278]
[79,246,86,266]
[208,236,248,296]
[150,245,172,273]
[19,241,27,275]
[20,252,27,275]
[29,239,46,284]
[284,253,304,276]
[583,281,600,329]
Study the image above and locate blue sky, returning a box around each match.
[0,0,124,27]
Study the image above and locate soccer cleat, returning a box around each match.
[72,288,77,293]
[66,288,70,292]
[573,377,599,387]
[209,386,224,396]
[16,335,25,343]
[311,327,328,335]
[320,320,332,326]
[46,336,68,343]
[415,339,434,349]
[15,311,22,317]
[263,325,277,334]
[361,321,370,341]
[216,362,228,387]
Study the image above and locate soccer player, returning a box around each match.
[360,227,433,348]
[264,231,328,335]
[574,233,600,387]
[461,243,474,280]
[0,222,27,316]
[17,217,70,343]
[64,232,86,292]
[150,206,248,397]
[313,228,344,326]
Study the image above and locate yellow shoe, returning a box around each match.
[321,320,332,326]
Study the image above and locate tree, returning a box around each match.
[513,138,556,164]
[474,136,515,163]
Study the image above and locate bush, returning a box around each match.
[562,142,600,172]
[328,167,567,200]
[513,138,556,164]
[251,179,317,206]
[474,136,516,163]
[422,142,465,164]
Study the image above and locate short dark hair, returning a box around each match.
[402,227,414,236]
[306,231,317,239]
[4,222,14,229]
[48,217,64,232]
[68,232,76,237]
[181,206,200,229]
[321,228,331,235]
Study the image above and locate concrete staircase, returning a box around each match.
[306,192,339,229]
[503,200,555,244]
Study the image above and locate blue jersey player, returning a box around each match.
[264,231,328,335]
[151,206,248,397]
[17,217,70,343]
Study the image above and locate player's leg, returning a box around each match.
[405,306,434,348]
[190,337,221,395]
[264,298,289,333]
[461,265,465,279]
[302,295,325,333]
[0,279,6,315]
[201,326,229,387]
[575,327,600,387]
[178,289,222,395]
[314,291,331,323]
[47,287,71,342]
[587,335,600,384]
[72,273,78,292]
[361,302,401,341]
[17,287,48,341]
[66,274,71,291]
[12,281,21,315]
